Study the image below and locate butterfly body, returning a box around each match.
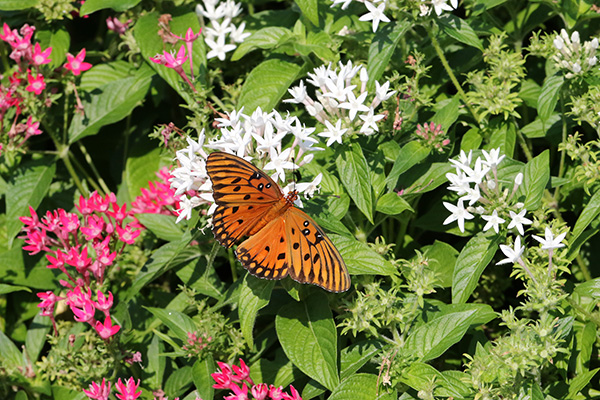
[206,152,350,292]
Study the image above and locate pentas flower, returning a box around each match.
[174,27,202,79]
[64,48,92,75]
[26,70,46,95]
[31,42,52,65]
[24,116,42,138]
[285,61,395,145]
[95,316,121,339]
[169,108,322,224]
[330,0,390,32]
[196,0,250,60]
[115,377,141,400]
[415,122,450,152]
[83,378,111,400]
[150,44,195,91]
[553,29,598,79]
[212,360,302,400]
[106,16,132,35]
[443,149,532,235]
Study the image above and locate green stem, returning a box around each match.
[515,126,533,162]
[554,93,568,202]
[425,23,481,124]
[69,152,103,194]
[77,142,111,194]
[58,145,88,196]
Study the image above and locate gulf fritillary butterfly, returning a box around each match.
[206,151,350,293]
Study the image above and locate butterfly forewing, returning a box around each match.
[207,152,283,248]
[207,152,282,205]
[285,208,350,292]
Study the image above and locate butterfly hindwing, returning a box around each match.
[207,152,282,205]
[212,203,272,248]
[286,208,350,293]
[235,217,290,280]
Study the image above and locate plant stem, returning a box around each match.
[425,23,481,124]
[77,142,111,194]
[58,144,87,196]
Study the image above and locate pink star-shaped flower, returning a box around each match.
[64,48,92,76]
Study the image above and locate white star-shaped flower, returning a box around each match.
[496,236,525,265]
[481,148,506,169]
[318,119,347,146]
[359,109,384,134]
[205,34,236,61]
[482,210,505,233]
[507,209,532,236]
[443,200,474,233]
[339,91,369,121]
[359,1,390,32]
[532,227,567,250]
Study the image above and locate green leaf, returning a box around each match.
[375,192,413,215]
[232,27,295,60]
[433,96,460,132]
[165,365,193,396]
[295,0,319,26]
[147,334,165,388]
[519,79,541,108]
[192,357,215,400]
[568,368,599,398]
[340,340,383,379]
[6,157,56,248]
[328,373,395,400]
[276,292,339,390]
[36,28,70,69]
[238,58,302,114]
[452,231,503,304]
[0,284,31,294]
[0,329,23,368]
[488,119,516,157]
[385,141,429,191]
[0,0,37,10]
[576,323,596,375]
[125,145,161,202]
[80,61,144,91]
[422,240,459,288]
[437,15,484,51]
[517,150,550,211]
[574,278,600,299]
[520,114,562,139]
[81,0,141,14]
[367,21,411,88]
[537,74,564,121]
[125,235,194,301]
[336,143,373,223]
[26,313,52,363]
[239,274,275,347]
[146,308,197,342]
[331,234,396,276]
[401,363,471,398]
[403,304,495,361]
[571,189,600,242]
[68,64,154,143]
[136,214,184,242]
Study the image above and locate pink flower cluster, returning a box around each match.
[182,330,213,357]
[212,360,302,400]
[131,167,180,215]
[150,28,201,91]
[83,377,143,400]
[415,121,450,153]
[0,22,92,150]
[22,171,182,337]
[21,192,141,337]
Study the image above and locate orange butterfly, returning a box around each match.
[206,151,350,293]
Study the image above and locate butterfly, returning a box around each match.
[206,151,350,293]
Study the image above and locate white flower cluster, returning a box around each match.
[330,0,390,32]
[444,149,568,270]
[284,61,396,146]
[443,148,532,235]
[195,0,251,61]
[170,108,323,223]
[419,0,458,17]
[553,29,598,79]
